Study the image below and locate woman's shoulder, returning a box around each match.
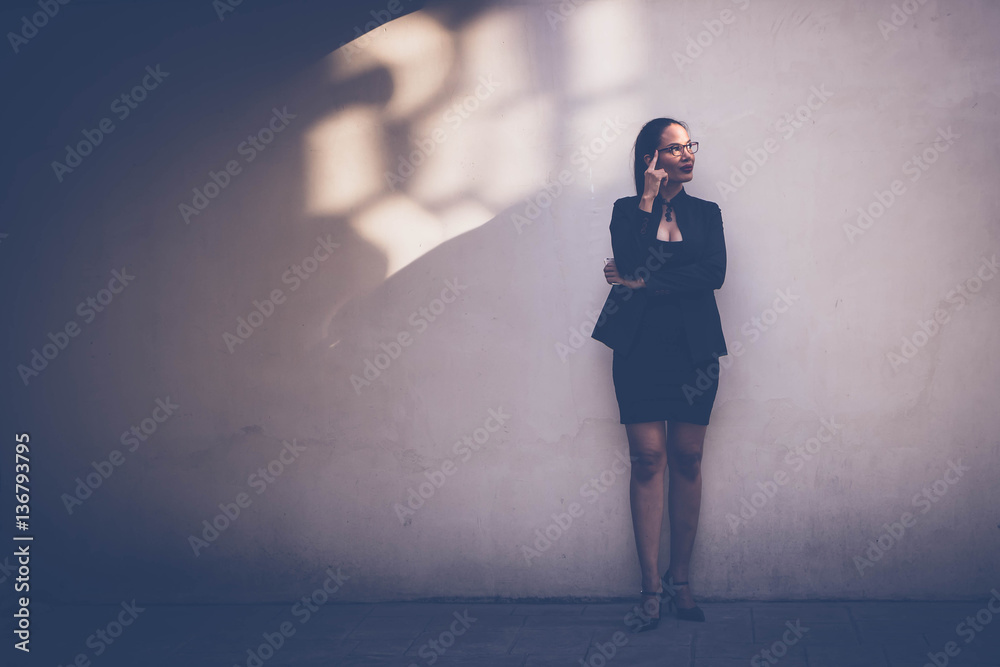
[612,194,641,207]
[680,190,721,211]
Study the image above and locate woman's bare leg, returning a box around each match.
[625,421,668,600]
[665,420,708,608]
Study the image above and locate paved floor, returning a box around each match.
[19,599,1000,666]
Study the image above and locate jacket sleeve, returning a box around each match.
[610,198,727,293]
[609,198,653,281]
[641,203,726,293]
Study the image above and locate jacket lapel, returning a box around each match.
[639,189,697,245]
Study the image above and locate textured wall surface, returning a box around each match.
[4,0,999,604]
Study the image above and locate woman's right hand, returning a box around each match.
[642,148,669,200]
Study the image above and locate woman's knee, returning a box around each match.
[667,448,702,481]
[631,449,666,480]
[667,424,706,481]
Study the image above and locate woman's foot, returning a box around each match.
[660,570,705,622]
[629,588,662,633]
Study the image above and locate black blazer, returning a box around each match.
[590,187,729,363]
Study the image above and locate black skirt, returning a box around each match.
[612,290,720,425]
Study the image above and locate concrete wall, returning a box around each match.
[5,0,999,604]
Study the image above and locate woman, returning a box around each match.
[590,118,729,632]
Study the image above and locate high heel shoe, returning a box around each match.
[660,571,705,622]
[629,588,662,633]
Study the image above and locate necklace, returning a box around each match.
[662,199,674,220]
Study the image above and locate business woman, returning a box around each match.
[591,118,729,632]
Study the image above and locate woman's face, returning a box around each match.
[645,124,695,185]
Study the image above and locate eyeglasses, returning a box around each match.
[656,142,699,157]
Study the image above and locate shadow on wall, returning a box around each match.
[10,0,633,602]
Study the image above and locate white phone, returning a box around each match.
[604,257,621,285]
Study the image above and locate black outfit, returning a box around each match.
[591,187,728,425]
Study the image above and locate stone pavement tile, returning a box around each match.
[698,602,755,624]
[509,625,595,655]
[523,612,634,631]
[346,613,429,638]
[616,621,694,650]
[849,601,981,623]
[582,601,637,618]
[343,614,430,657]
[885,655,992,667]
[806,644,890,667]
[692,632,807,662]
[754,619,859,646]
[403,628,520,659]
[923,621,1000,654]
[348,632,422,657]
[750,601,852,624]
[580,601,753,621]
[289,638,360,660]
[424,657,527,667]
[934,639,1000,665]
[524,653,584,666]
[510,603,590,616]
[689,619,753,644]
[277,614,367,645]
[856,619,934,647]
[478,617,532,634]
[337,655,425,666]
[692,659,807,667]
[309,602,375,621]
[883,639,948,666]
[367,602,516,617]
[413,607,495,633]
[161,637,295,662]
[583,640,691,666]
[646,618,699,644]
[172,636,358,663]
[139,605,296,656]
